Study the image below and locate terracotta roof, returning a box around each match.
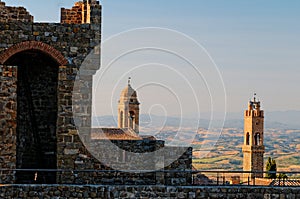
[270,179,300,186]
[140,135,157,140]
[91,128,142,140]
[120,84,137,98]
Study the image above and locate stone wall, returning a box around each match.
[0,184,299,199]
[58,139,192,185]
[164,146,193,185]
[0,65,17,183]
[0,1,33,23]
[0,0,101,183]
[0,0,193,186]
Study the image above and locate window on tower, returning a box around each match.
[120,111,123,127]
[246,133,250,145]
[254,133,260,146]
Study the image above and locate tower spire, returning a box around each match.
[128,77,131,86]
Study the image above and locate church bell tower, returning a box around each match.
[242,94,265,179]
[118,78,140,134]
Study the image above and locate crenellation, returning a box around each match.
[61,1,101,24]
[0,2,33,23]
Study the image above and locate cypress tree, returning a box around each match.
[265,157,277,179]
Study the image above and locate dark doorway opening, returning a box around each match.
[5,50,59,184]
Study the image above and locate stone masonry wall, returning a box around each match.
[58,139,192,186]
[0,1,33,23]
[0,0,101,184]
[0,65,17,183]
[164,147,193,185]
[0,1,193,186]
[0,184,300,199]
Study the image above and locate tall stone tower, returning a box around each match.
[242,94,265,179]
[118,78,140,133]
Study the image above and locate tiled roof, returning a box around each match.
[270,179,300,186]
[91,128,142,140]
[140,135,157,140]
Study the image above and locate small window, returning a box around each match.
[246,133,250,145]
[254,133,260,146]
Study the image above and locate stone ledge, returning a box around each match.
[0,184,299,199]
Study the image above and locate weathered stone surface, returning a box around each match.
[0,0,193,186]
[0,65,17,183]
[0,185,299,199]
[0,0,101,184]
[0,1,33,23]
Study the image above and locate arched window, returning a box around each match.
[129,111,135,129]
[120,111,123,127]
[254,133,260,146]
[246,132,250,145]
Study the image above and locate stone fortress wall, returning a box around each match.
[0,0,192,186]
[0,0,33,23]
[0,13,101,184]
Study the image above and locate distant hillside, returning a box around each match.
[93,112,300,130]
[224,111,300,129]
[93,113,300,172]
[93,114,211,129]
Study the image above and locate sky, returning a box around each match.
[4,0,300,118]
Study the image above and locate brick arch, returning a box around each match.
[0,41,68,65]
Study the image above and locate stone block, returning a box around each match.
[64,149,79,155]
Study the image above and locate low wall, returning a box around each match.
[0,184,299,199]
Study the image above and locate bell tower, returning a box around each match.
[118,78,140,133]
[242,94,265,179]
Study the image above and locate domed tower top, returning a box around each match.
[118,78,140,134]
[119,77,139,104]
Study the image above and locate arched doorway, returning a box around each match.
[2,42,67,183]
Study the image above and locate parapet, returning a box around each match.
[0,1,33,23]
[0,0,101,24]
[244,110,264,117]
[61,0,101,24]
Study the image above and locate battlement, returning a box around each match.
[0,1,33,23]
[244,109,264,117]
[61,0,101,24]
[0,0,101,24]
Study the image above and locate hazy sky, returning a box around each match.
[4,0,300,117]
